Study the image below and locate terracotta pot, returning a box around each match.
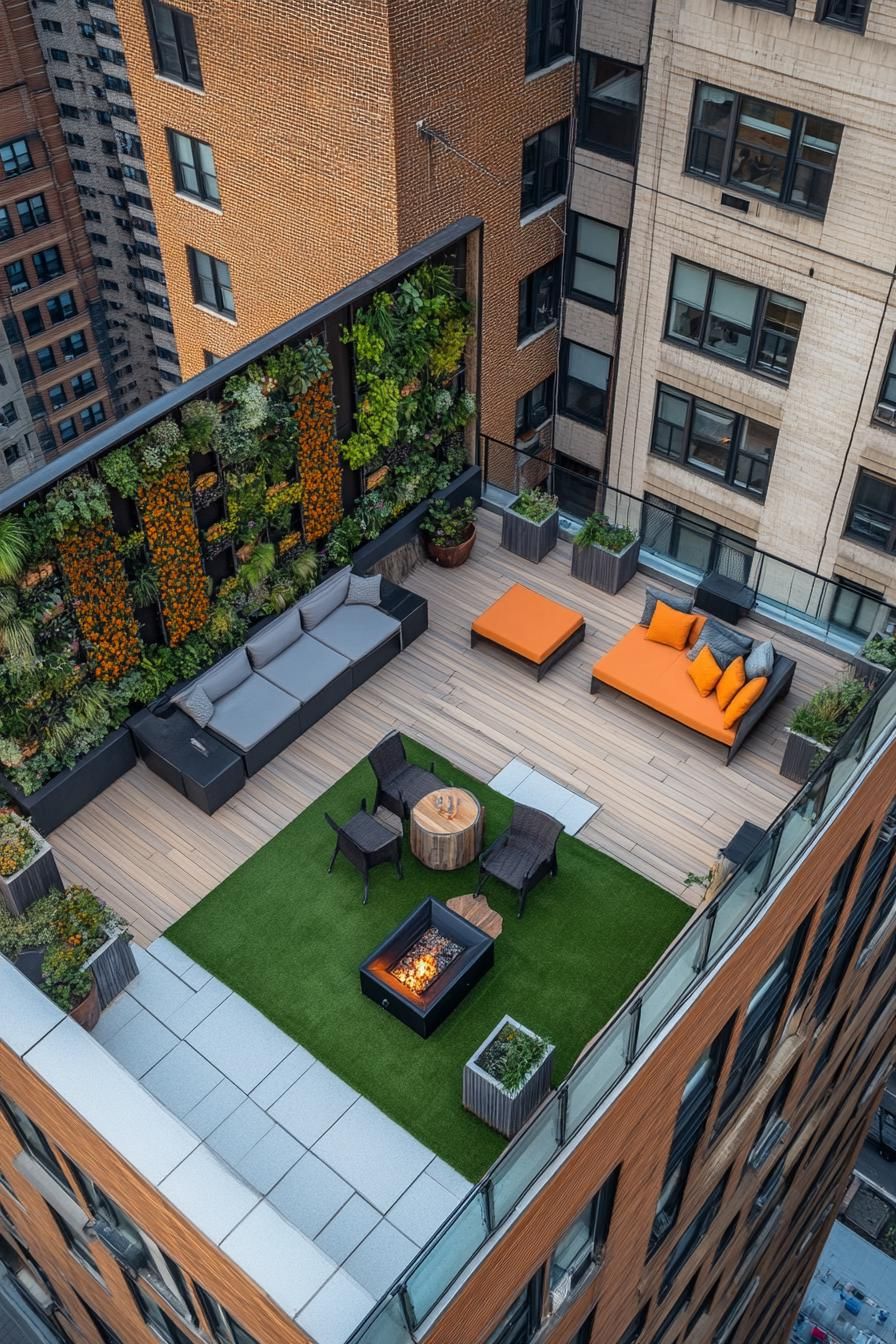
[68,974,100,1031]
[425,524,476,568]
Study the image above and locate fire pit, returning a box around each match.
[360,897,494,1037]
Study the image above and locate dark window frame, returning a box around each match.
[194,1284,260,1344]
[525,0,575,74]
[520,119,569,217]
[0,139,34,178]
[516,374,555,437]
[166,128,220,206]
[578,53,643,163]
[518,255,561,343]
[650,382,776,500]
[0,1093,74,1193]
[4,259,30,294]
[15,193,49,232]
[559,337,612,429]
[567,213,623,312]
[844,469,896,553]
[187,247,235,318]
[46,290,77,325]
[659,1173,729,1301]
[0,208,13,243]
[144,0,203,89]
[874,335,896,426]
[31,245,64,284]
[547,1168,619,1304]
[816,0,869,32]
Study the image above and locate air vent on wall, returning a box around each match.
[720,193,750,213]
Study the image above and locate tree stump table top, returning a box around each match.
[410,788,484,871]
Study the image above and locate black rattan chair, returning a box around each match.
[325,800,403,905]
[367,731,444,821]
[474,803,562,918]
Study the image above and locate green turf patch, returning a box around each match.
[167,739,690,1180]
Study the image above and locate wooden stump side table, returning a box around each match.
[410,789,484,871]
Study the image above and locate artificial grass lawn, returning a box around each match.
[167,739,690,1180]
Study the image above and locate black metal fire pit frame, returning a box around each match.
[359,896,494,1037]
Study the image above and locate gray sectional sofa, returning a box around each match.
[153,568,427,777]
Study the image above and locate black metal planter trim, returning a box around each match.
[352,465,482,573]
[0,726,137,834]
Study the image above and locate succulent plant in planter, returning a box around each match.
[420,497,476,567]
[463,1015,554,1137]
[571,512,640,594]
[502,487,559,563]
[852,631,896,688]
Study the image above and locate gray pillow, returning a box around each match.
[247,608,302,669]
[194,648,252,702]
[178,684,213,728]
[688,618,753,670]
[639,587,694,627]
[745,639,775,680]
[346,573,382,607]
[298,566,351,630]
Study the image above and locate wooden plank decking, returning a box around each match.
[50,511,845,946]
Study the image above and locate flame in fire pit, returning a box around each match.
[388,927,464,997]
[393,953,439,995]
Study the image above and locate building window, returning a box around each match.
[194,1285,260,1344]
[4,260,30,294]
[59,104,79,119]
[817,0,868,31]
[651,383,776,499]
[48,384,67,410]
[167,129,220,205]
[617,1310,648,1343]
[560,339,611,428]
[146,1,203,88]
[650,1021,733,1253]
[60,331,88,359]
[578,54,642,161]
[55,76,74,90]
[485,1274,542,1344]
[713,1215,739,1264]
[793,841,864,1009]
[0,208,12,242]
[0,402,18,425]
[78,1300,125,1344]
[203,350,221,367]
[845,470,896,552]
[187,247,234,318]
[518,256,561,342]
[128,1283,194,1344]
[567,214,622,310]
[47,290,76,324]
[525,0,574,74]
[686,83,842,218]
[521,119,568,216]
[70,370,97,399]
[873,336,896,426]
[41,18,63,31]
[650,1275,697,1344]
[516,375,555,437]
[71,159,92,174]
[31,246,64,283]
[16,194,49,231]
[0,1093,74,1192]
[49,47,69,62]
[0,139,34,177]
[79,401,105,431]
[665,257,805,382]
[547,1170,618,1311]
[21,306,44,336]
[58,417,78,443]
[47,1204,101,1276]
[4,443,21,467]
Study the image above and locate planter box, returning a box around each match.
[780,730,831,784]
[849,654,890,691]
[352,465,482,574]
[84,929,138,1009]
[0,828,63,917]
[0,726,137,835]
[463,1014,554,1138]
[571,536,640,595]
[501,499,559,563]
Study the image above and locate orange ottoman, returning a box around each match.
[471,583,586,680]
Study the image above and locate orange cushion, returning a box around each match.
[646,601,696,651]
[687,645,723,697]
[472,583,584,664]
[716,656,746,711]
[723,675,768,727]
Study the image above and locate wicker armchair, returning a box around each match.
[474,803,562,918]
[367,731,444,820]
[325,800,403,905]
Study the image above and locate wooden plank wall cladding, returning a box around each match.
[0,743,893,1344]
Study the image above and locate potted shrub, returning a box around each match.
[851,632,896,690]
[571,512,640,595]
[421,497,476,568]
[463,1015,554,1138]
[0,809,63,917]
[781,678,870,783]
[501,487,559,563]
[41,944,100,1030]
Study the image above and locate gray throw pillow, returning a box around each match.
[299,566,351,630]
[247,608,302,669]
[745,639,775,679]
[346,573,382,607]
[179,684,213,728]
[639,587,694,627]
[688,617,753,670]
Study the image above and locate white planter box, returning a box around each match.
[463,1014,554,1138]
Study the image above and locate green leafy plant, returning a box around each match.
[0,516,29,583]
[342,378,401,469]
[139,419,188,477]
[860,632,896,671]
[0,884,125,1013]
[0,809,39,877]
[180,398,221,450]
[128,563,160,609]
[236,541,276,593]
[99,446,141,499]
[326,514,363,568]
[264,339,332,398]
[511,487,558,523]
[790,678,870,748]
[478,1023,551,1095]
[574,512,637,554]
[420,497,475,548]
[45,474,111,539]
[175,631,216,680]
[40,944,93,1013]
[118,529,146,561]
[0,586,37,666]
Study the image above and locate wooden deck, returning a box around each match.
[50,511,845,946]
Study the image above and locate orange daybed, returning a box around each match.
[471,583,586,680]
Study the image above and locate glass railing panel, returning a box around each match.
[706,837,775,963]
[636,917,706,1050]
[348,1294,412,1344]
[868,675,896,751]
[824,714,872,813]
[488,1095,561,1226]
[564,1016,629,1137]
[772,772,827,875]
[403,1190,490,1328]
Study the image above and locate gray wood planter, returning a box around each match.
[84,929,138,1010]
[849,654,890,690]
[463,1014,554,1138]
[570,536,640,595]
[0,829,63,917]
[780,730,831,784]
[501,499,559,564]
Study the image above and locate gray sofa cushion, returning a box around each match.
[259,634,351,701]
[298,567,351,630]
[311,605,400,662]
[194,647,253,703]
[346,573,382,606]
[208,674,300,753]
[179,684,213,728]
[745,639,775,679]
[639,587,693,627]
[246,607,302,670]
[688,618,753,670]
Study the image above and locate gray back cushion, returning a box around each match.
[298,566,351,630]
[346,572,382,607]
[195,647,252,702]
[247,607,302,669]
[688,618,753,670]
[639,587,693,627]
[745,639,775,679]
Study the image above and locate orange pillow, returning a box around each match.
[687,644,723,697]
[646,600,696,651]
[723,675,768,727]
[716,656,747,711]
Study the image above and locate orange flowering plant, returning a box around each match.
[138,468,209,646]
[296,373,343,541]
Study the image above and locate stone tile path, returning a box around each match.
[96,939,472,1342]
[489,757,600,834]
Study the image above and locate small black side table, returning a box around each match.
[720,820,765,868]
[695,571,756,625]
[379,585,428,647]
[130,708,244,814]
